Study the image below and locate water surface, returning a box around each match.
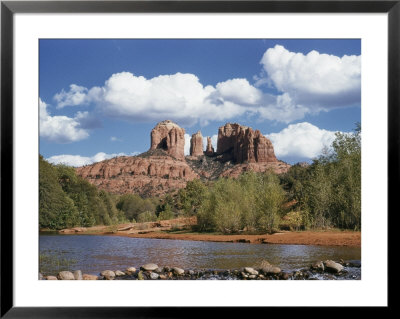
[39,234,361,275]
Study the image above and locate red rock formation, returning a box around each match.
[76,121,289,197]
[190,131,204,157]
[205,136,215,156]
[150,120,185,160]
[216,123,277,163]
[76,153,198,197]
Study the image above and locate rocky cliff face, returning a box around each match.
[76,120,289,197]
[76,151,198,197]
[190,131,204,157]
[205,136,215,156]
[150,120,185,160]
[216,123,277,163]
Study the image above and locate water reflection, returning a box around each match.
[39,234,361,275]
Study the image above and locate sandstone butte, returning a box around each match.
[205,136,215,156]
[76,120,291,197]
[190,131,204,157]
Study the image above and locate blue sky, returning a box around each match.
[39,39,361,166]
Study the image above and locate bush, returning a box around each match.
[116,194,156,221]
[157,205,175,221]
[137,211,157,223]
[197,172,285,234]
[280,211,303,231]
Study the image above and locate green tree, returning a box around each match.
[39,155,125,229]
[178,179,208,216]
[255,173,286,233]
[197,172,286,234]
[116,194,156,222]
[39,156,79,229]
[298,123,361,230]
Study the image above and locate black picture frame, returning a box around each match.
[1,0,396,317]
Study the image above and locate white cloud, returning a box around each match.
[110,136,122,142]
[254,93,310,123]
[52,45,360,125]
[214,78,262,105]
[52,72,256,125]
[97,72,250,125]
[184,134,191,156]
[260,45,361,109]
[54,84,89,109]
[266,122,342,159]
[46,151,139,167]
[39,98,90,143]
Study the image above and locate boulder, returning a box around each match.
[324,260,344,273]
[57,271,75,280]
[125,267,136,274]
[172,267,185,275]
[82,274,98,280]
[46,276,58,280]
[190,131,204,157]
[154,267,163,274]
[100,270,116,280]
[311,261,325,272]
[244,267,259,276]
[115,270,125,276]
[141,263,159,271]
[149,272,159,280]
[260,266,281,275]
[73,270,83,280]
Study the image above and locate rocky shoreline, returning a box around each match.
[39,259,361,281]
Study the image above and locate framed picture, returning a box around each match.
[1,0,395,316]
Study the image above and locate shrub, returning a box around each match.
[137,211,157,223]
[280,211,303,231]
[157,207,175,221]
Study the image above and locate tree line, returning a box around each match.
[177,123,361,233]
[40,123,360,232]
[39,156,162,229]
